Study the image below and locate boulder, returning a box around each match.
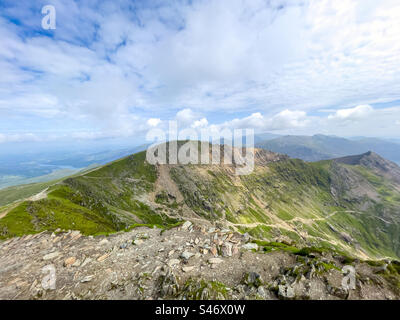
[278,284,295,299]
[221,242,233,257]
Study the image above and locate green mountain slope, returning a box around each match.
[1,142,400,261]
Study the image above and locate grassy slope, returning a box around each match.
[0,152,179,239]
[0,180,57,207]
[0,164,100,207]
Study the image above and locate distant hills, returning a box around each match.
[255,134,400,164]
[1,133,400,189]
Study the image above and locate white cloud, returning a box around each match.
[328,105,374,120]
[191,118,208,129]
[217,110,309,132]
[316,105,400,137]
[1,0,400,140]
[147,118,161,127]
[175,108,201,127]
[269,109,309,130]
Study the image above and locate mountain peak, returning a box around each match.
[334,151,400,184]
[333,151,380,165]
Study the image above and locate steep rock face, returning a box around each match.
[1,143,400,261]
[329,160,379,203]
[360,152,400,186]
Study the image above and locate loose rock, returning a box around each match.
[43,252,60,261]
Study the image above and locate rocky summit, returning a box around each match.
[1,223,400,300]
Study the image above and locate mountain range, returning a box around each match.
[1,141,400,261]
[255,134,400,164]
[2,134,399,190]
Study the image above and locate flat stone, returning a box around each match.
[181,221,192,230]
[81,275,94,283]
[168,259,180,267]
[119,243,128,249]
[81,258,92,268]
[182,266,195,272]
[70,231,81,238]
[97,253,110,262]
[53,237,61,243]
[242,243,258,251]
[208,258,223,264]
[72,259,81,267]
[71,233,82,241]
[64,257,76,267]
[180,251,194,260]
[43,251,60,261]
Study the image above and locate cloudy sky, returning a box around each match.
[1,0,400,146]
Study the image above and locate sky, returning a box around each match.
[1,0,400,149]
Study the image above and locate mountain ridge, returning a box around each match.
[1,142,400,263]
[255,134,400,164]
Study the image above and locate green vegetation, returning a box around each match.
[0,151,179,240]
[179,279,229,300]
[167,147,400,260]
[365,260,400,292]
[0,196,116,239]
[0,180,56,207]
[254,240,300,254]
[0,164,101,207]
[1,144,400,262]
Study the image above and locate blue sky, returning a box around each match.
[1,0,400,146]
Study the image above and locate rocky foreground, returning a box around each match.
[0,221,399,300]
